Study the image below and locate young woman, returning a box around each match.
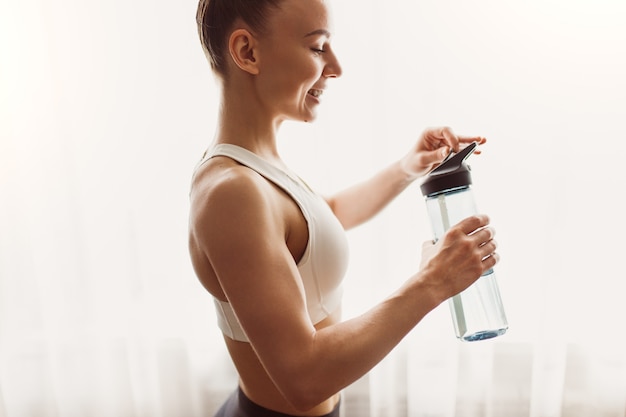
[189,0,498,416]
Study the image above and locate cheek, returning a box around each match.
[261,49,321,95]
[301,57,323,80]
[283,51,322,82]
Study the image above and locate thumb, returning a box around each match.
[423,146,450,167]
[404,146,450,178]
[420,239,438,269]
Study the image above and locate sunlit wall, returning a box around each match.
[1,0,626,415]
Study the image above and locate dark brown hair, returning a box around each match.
[196,0,284,78]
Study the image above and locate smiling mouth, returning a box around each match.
[307,89,323,98]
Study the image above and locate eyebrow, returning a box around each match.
[304,29,331,38]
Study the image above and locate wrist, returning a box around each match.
[409,267,448,311]
[396,156,419,185]
[389,269,445,325]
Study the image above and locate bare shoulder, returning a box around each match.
[191,157,269,212]
[189,157,285,259]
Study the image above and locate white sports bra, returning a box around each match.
[197,144,350,342]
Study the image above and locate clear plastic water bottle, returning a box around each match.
[420,142,508,342]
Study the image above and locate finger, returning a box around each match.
[482,252,500,270]
[440,127,460,152]
[479,239,498,258]
[469,226,495,242]
[457,136,486,145]
[458,136,486,154]
[455,214,490,235]
[422,127,449,150]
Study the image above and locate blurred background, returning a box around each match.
[1,0,625,416]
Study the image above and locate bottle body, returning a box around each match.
[425,186,508,342]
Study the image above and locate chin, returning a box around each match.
[284,105,318,123]
[302,111,318,123]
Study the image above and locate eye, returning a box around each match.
[311,47,326,55]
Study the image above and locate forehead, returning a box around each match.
[269,0,333,36]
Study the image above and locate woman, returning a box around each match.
[189,0,498,416]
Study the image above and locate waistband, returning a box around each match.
[238,387,341,417]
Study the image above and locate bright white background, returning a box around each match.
[1,0,626,416]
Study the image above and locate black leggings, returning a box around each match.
[214,387,340,417]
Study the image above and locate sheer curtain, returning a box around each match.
[2,1,625,416]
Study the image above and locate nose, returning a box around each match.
[323,50,342,78]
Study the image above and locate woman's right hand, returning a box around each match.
[418,214,499,304]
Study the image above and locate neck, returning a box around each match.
[213,80,284,163]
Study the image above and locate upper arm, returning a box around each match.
[190,168,317,370]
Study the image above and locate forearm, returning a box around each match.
[327,159,415,230]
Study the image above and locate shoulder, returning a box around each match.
[191,157,267,205]
[189,157,285,249]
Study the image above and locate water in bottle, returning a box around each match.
[420,142,508,342]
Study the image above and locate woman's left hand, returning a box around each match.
[400,127,486,180]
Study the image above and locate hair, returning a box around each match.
[196,0,284,78]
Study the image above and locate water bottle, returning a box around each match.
[420,142,508,342]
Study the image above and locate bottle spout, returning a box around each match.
[420,142,479,196]
[433,142,478,175]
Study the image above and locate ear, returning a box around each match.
[228,29,260,75]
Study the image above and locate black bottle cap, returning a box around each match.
[420,142,478,197]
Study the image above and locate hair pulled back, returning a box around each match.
[196,0,283,78]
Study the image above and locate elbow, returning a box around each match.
[278,373,334,412]
[283,387,329,413]
[259,337,341,412]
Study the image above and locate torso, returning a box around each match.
[189,154,341,416]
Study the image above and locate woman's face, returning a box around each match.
[255,0,342,123]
